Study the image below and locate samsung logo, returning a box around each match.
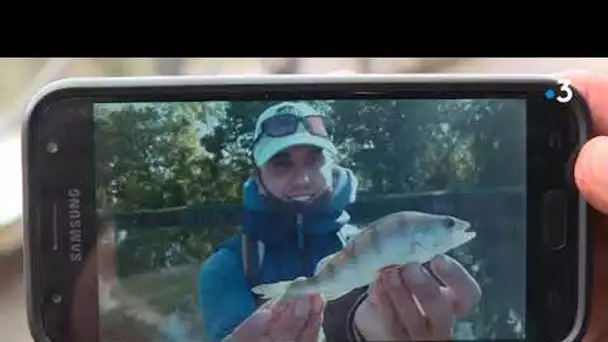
[67,188,82,263]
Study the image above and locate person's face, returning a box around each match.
[258,146,331,203]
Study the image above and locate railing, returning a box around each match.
[103,185,526,281]
[105,186,526,231]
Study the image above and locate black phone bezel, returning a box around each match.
[22,75,592,342]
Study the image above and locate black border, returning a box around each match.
[22,76,592,342]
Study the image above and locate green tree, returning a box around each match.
[94,101,240,212]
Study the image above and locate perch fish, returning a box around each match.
[252,210,476,302]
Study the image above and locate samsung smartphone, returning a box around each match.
[22,74,591,342]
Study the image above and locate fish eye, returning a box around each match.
[445,217,456,229]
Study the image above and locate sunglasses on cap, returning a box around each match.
[256,114,332,140]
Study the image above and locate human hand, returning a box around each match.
[353,254,481,341]
[223,294,326,342]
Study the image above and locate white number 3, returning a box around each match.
[556,79,573,103]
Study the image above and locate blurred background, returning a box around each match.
[1,57,607,342]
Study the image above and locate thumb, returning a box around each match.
[430,255,481,316]
[574,136,608,214]
[366,268,389,306]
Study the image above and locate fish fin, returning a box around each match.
[314,252,339,275]
[251,280,293,300]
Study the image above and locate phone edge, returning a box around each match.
[22,96,51,342]
[563,81,593,342]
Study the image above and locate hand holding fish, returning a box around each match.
[353,254,481,341]
[222,294,326,342]
[252,211,480,341]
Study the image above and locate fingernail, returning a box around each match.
[368,290,379,305]
[368,276,382,304]
[295,298,310,318]
[311,295,321,308]
[390,268,402,286]
[375,272,384,287]
[313,295,326,314]
[436,254,452,271]
[404,265,428,284]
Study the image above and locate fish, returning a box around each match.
[251,210,476,302]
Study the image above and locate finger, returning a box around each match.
[380,267,427,339]
[556,71,608,213]
[252,298,277,315]
[367,266,399,306]
[574,136,608,214]
[375,270,412,340]
[553,71,608,136]
[226,308,272,341]
[267,297,312,340]
[297,295,326,342]
[401,264,454,338]
[430,254,482,316]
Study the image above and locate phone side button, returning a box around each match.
[542,189,568,251]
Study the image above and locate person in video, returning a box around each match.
[197,101,482,342]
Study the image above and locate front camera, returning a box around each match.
[46,142,59,154]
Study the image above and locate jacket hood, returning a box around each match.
[241,165,358,244]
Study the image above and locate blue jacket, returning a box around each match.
[197,166,360,341]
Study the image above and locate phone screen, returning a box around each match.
[91,97,528,342]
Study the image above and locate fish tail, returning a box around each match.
[251,280,293,300]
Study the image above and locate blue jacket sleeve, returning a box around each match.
[198,247,257,341]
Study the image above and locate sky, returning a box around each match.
[94,101,223,138]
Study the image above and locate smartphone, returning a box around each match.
[22,74,591,342]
